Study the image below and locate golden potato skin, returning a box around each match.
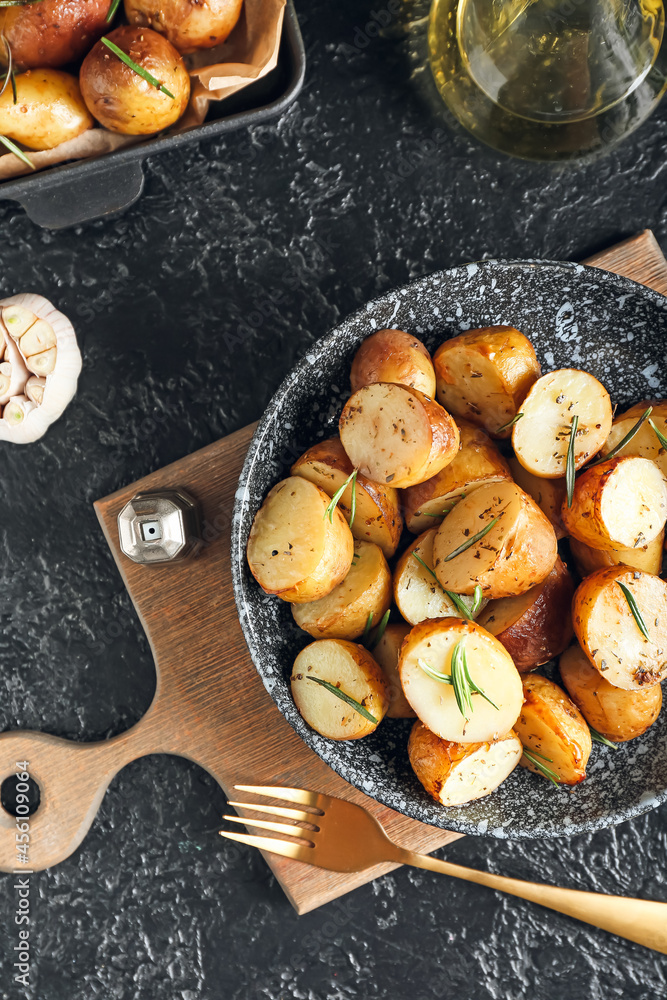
[508,457,567,540]
[515,674,592,785]
[0,70,93,150]
[80,26,190,134]
[569,533,664,578]
[350,329,436,398]
[372,623,415,718]
[559,644,662,743]
[125,0,243,52]
[0,0,110,70]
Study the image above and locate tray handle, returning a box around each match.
[16,159,145,229]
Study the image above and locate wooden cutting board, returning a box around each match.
[0,231,664,915]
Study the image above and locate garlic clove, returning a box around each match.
[2,394,36,427]
[25,374,46,406]
[0,322,29,406]
[25,346,57,376]
[2,305,38,340]
[0,363,10,399]
[19,318,57,360]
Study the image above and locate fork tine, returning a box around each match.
[222,814,314,842]
[218,829,310,862]
[233,784,325,809]
[227,801,317,824]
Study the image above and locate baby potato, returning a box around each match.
[559,644,662,743]
[0,70,93,151]
[291,639,388,740]
[402,419,512,534]
[291,436,402,557]
[433,326,540,439]
[512,368,613,478]
[125,0,243,52]
[476,558,574,672]
[398,618,524,744]
[393,528,486,626]
[572,566,667,690]
[561,456,667,551]
[0,0,110,70]
[80,26,190,135]
[508,457,567,540]
[339,382,459,489]
[600,400,667,478]
[408,721,522,806]
[372,623,415,718]
[515,674,592,785]
[432,481,558,599]
[292,541,392,641]
[350,329,436,398]
[246,476,353,604]
[569,532,664,578]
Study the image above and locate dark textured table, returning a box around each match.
[1,2,666,998]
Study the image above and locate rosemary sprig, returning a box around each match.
[323,468,357,527]
[0,35,12,101]
[417,658,452,684]
[417,492,467,518]
[417,639,498,720]
[106,0,122,21]
[469,584,483,617]
[0,134,34,169]
[411,551,476,621]
[366,609,390,651]
[588,406,653,467]
[101,36,175,99]
[461,642,498,709]
[442,516,499,562]
[361,611,374,644]
[565,414,578,508]
[521,746,560,786]
[307,676,378,724]
[589,727,617,749]
[617,581,650,640]
[496,412,523,434]
[649,418,667,452]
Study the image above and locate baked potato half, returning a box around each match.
[372,623,415,718]
[600,400,667,478]
[393,528,485,626]
[515,674,592,785]
[350,329,436,398]
[508,457,567,540]
[569,533,664,578]
[408,721,522,806]
[291,639,389,740]
[559,644,662,743]
[433,326,540,438]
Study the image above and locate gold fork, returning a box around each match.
[220,784,667,954]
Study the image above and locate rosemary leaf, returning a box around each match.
[106,0,122,21]
[450,639,472,719]
[495,412,524,433]
[323,468,357,527]
[0,0,43,6]
[0,134,34,169]
[101,36,175,99]
[307,676,378,724]
[0,35,11,101]
[361,612,374,644]
[565,414,578,508]
[522,747,560,785]
[367,608,390,651]
[442,516,499,562]
[649,418,667,452]
[461,645,499,710]
[589,727,618,749]
[9,66,16,103]
[469,584,483,617]
[588,406,653,466]
[411,550,474,620]
[617,581,650,640]
[417,658,452,684]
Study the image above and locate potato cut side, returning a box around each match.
[512,368,612,478]
[339,382,460,489]
[433,326,540,439]
[432,481,558,598]
[559,644,662,743]
[291,435,403,556]
[601,400,667,478]
[515,674,592,785]
[476,558,574,671]
[508,457,567,540]
[372,623,415,718]
[291,639,388,740]
[247,476,353,604]
[408,721,522,806]
[292,541,392,640]
[393,528,486,626]
[569,532,664,578]
[572,566,667,690]
[350,329,436,398]
[403,419,512,533]
[562,456,667,550]
[398,618,524,743]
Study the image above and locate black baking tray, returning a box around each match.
[0,1,305,229]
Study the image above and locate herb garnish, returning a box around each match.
[649,418,667,452]
[442,516,499,562]
[496,412,524,433]
[101,36,176,99]
[617,581,650,640]
[0,134,33,169]
[411,551,480,621]
[417,639,498,720]
[106,0,122,21]
[565,414,578,508]
[362,609,390,651]
[324,468,357,528]
[589,727,617,749]
[307,676,378,724]
[522,747,560,785]
[0,36,14,103]
[588,406,653,466]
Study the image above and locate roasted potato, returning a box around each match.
[561,456,667,550]
[512,369,612,477]
[408,721,522,806]
[372,623,415,718]
[80,26,190,135]
[292,541,392,640]
[350,329,436,398]
[559,644,662,743]
[515,674,592,785]
[393,528,486,625]
[0,70,93,151]
[402,420,512,534]
[398,618,524,743]
[600,400,667,478]
[432,481,558,598]
[508,457,567,540]
[125,0,243,52]
[0,0,110,69]
[339,382,459,489]
[291,639,388,740]
[246,476,353,604]
[569,533,664,578]
[476,558,574,671]
[291,436,402,557]
[432,326,539,439]
[572,566,667,690]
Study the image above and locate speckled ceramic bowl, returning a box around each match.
[231,259,667,839]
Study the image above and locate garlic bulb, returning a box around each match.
[0,293,82,445]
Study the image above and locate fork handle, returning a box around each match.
[396,848,667,954]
